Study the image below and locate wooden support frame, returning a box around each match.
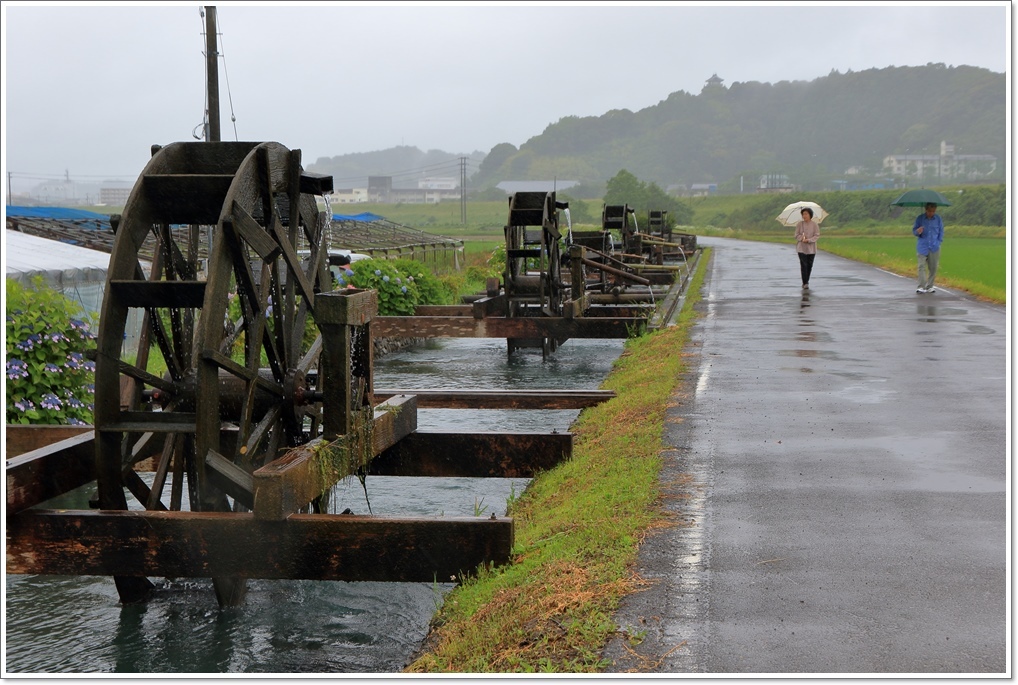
[372,316,645,340]
[252,394,417,520]
[7,509,513,582]
[371,430,572,478]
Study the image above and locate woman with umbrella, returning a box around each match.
[794,206,821,289]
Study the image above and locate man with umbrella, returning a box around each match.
[913,202,945,294]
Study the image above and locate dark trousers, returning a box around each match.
[798,252,815,285]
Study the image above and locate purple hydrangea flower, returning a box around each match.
[13,398,35,413]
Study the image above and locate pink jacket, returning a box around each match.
[796,220,820,255]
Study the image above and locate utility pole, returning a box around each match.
[460,156,467,224]
[205,6,221,142]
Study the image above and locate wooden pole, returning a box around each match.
[205,6,221,142]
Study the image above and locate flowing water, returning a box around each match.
[4,337,625,674]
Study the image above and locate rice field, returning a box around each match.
[819,236,1006,303]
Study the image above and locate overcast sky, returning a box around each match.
[2,1,1010,193]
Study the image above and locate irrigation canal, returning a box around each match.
[5,337,626,674]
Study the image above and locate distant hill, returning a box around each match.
[308,146,485,190]
[306,64,1004,197]
[472,64,1005,193]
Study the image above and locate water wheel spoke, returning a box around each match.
[115,360,178,395]
[124,470,167,512]
[297,335,323,374]
[146,433,178,510]
[240,404,283,465]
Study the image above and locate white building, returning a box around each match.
[883,141,997,181]
[418,177,457,190]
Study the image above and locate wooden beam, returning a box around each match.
[108,280,207,308]
[252,394,417,520]
[6,509,513,582]
[372,316,645,340]
[5,425,91,458]
[373,389,614,409]
[413,305,473,317]
[370,430,573,478]
[7,431,97,515]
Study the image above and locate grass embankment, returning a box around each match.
[406,249,710,674]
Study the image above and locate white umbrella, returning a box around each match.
[776,201,828,226]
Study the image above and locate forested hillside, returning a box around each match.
[472,64,1004,194]
[306,64,1003,199]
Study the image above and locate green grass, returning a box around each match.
[405,249,711,673]
[819,236,1005,302]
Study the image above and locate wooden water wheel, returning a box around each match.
[93,141,338,605]
[502,191,568,358]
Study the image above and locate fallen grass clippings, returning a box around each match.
[405,249,711,674]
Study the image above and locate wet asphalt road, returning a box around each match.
[604,237,1008,674]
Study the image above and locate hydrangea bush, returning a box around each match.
[6,277,97,425]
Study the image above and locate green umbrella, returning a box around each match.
[890,188,953,207]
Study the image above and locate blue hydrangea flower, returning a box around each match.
[69,318,88,331]
[67,417,87,426]
[48,332,68,343]
[401,285,408,294]
[374,269,382,276]
[13,398,35,413]
[83,361,96,373]
[66,397,85,409]
[65,352,84,370]
[15,335,39,352]
[40,393,62,411]
[382,275,390,283]
[44,363,61,374]
[84,383,95,394]
[6,359,29,380]
[345,268,354,277]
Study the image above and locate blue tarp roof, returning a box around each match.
[6,206,111,221]
[332,212,385,223]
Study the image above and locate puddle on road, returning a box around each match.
[779,349,840,360]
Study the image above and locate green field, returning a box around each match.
[74,194,1007,304]
[819,236,1006,302]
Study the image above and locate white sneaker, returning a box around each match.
[926,286,936,293]
[916,287,927,293]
